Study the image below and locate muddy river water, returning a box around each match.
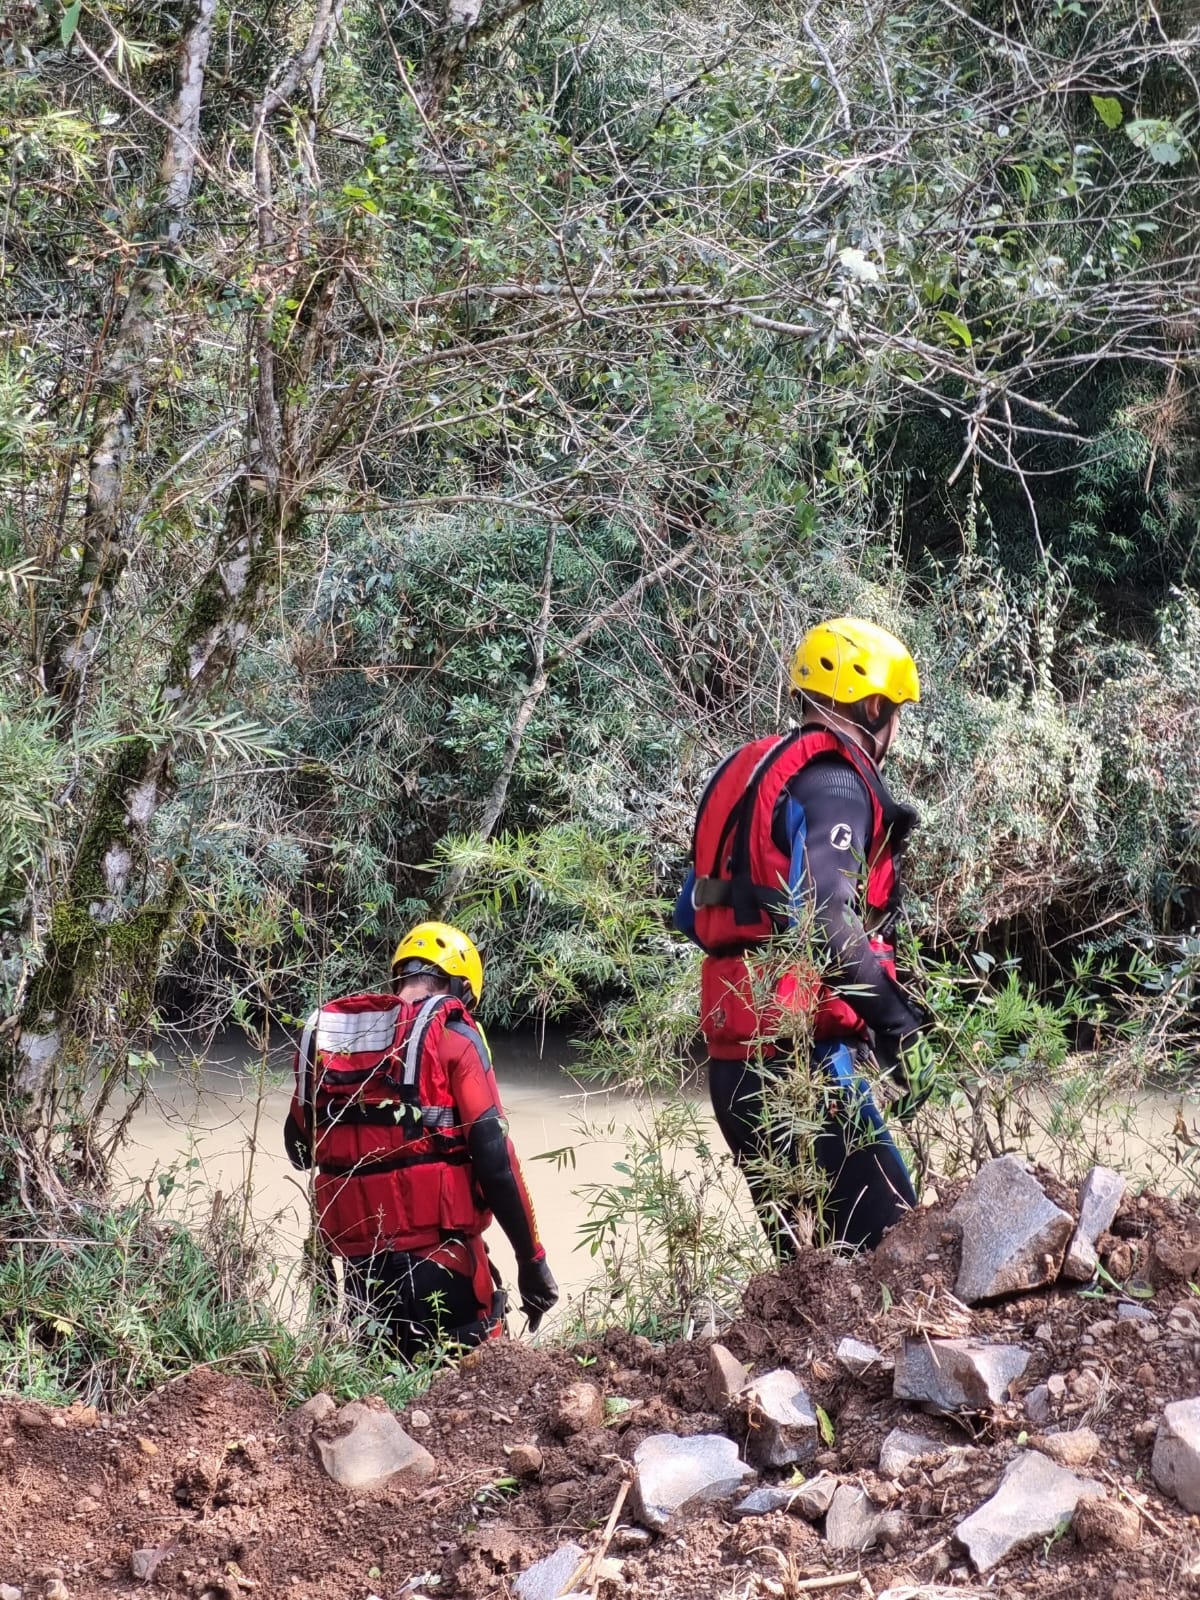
[110,1031,732,1329]
[109,1030,1200,1330]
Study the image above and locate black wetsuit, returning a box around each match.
[679,749,923,1254]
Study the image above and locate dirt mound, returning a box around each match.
[3,1182,1200,1599]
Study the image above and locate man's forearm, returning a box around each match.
[468,1110,540,1262]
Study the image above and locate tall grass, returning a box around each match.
[0,1199,435,1411]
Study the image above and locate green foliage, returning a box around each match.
[0,1200,433,1410]
[3,0,1200,1141]
[893,940,1193,1184]
[565,1098,769,1338]
[0,698,67,895]
[438,822,688,1031]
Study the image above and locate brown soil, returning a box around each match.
[4,1180,1200,1600]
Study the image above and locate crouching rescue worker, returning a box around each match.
[674,617,935,1255]
[285,921,558,1359]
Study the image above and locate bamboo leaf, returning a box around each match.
[60,0,82,45]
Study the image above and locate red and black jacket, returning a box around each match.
[685,728,917,1058]
[286,992,542,1263]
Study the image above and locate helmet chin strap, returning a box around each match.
[797,694,889,762]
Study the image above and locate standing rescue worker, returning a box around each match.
[285,921,558,1359]
[674,617,933,1255]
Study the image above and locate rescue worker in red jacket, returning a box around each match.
[674,617,934,1255]
[284,921,558,1359]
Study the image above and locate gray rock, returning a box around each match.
[955,1450,1104,1572]
[792,1470,839,1518]
[1023,1384,1053,1427]
[631,1433,755,1532]
[893,1337,1029,1411]
[740,1369,819,1468]
[130,1547,173,1582]
[734,1470,839,1520]
[950,1155,1074,1303]
[0,1585,20,1600]
[836,1336,891,1377]
[878,1427,949,1479]
[292,1391,337,1434]
[1152,1396,1200,1512]
[514,1543,586,1600]
[733,1485,802,1519]
[706,1342,750,1408]
[1062,1166,1126,1282]
[313,1402,435,1491]
[1117,1300,1155,1322]
[824,1484,907,1552]
[613,1528,651,1552]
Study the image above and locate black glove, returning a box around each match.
[873,1028,937,1121]
[517,1251,559,1331]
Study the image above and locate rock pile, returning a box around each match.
[5,1163,1200,1600]
[502,1156,1200,1592]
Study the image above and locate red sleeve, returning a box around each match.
[444,1020,506,1124]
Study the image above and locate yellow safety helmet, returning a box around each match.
[392,920,484,1004]
[789,617,920,708]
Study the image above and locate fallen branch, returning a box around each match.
[1097,1467,1174,1538]
[584,1475,632,1599]
[790,1577,866,1595]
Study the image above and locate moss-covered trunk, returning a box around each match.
[2,0,344,1190]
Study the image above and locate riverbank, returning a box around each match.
[5,1167,1200,1599]
[107,1033,1200,1335]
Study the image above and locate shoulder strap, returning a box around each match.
[401,993,458,1097]
[728,732,800,924]
[690,746,743,869]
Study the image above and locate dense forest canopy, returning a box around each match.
[1,0,1199,1176]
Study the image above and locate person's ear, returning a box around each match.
[862,693,885,725]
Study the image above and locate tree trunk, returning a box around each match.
[42,0,219,714]
[5,0,344,1182]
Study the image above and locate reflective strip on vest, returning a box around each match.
[421,1105,457,1130]
[317,1004,402,1055]
[297,1009,319,1106]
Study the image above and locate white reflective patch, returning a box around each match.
[296,1009,319,1105]
[315,1005,401,1055]
[830,823,854,851]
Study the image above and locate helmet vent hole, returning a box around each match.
[853,662,866,675]
[820,655,834,671]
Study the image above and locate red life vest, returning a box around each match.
[688,728,908,1057]
[295,991,489,1258]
